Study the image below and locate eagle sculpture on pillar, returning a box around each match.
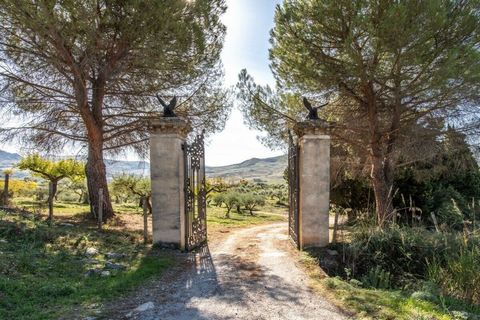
[303,97,328,120]
[156,94,178,118]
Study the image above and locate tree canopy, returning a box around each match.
[17,154,84,183]
[0,0,231,220]
[238,0,480,226]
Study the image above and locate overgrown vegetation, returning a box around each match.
[306,223,480,318]
[0,209,173,319]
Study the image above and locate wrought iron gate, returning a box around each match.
[184,132,207,251]
[288,131,300,249]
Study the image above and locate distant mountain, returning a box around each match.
[0,149,286,183]
[0,150,23,176]
[104,159,150,178]
[0,150,21,162]
[0,150,149,180]
[206,155,287,183]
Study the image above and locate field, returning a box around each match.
[0,198,287,319]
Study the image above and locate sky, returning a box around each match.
[0,0,283,167]
[205,0,283,166]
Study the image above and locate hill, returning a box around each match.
[206,155,287,183]
[0,150,23,176]
[0,150,149,180]
[0,149,286,183]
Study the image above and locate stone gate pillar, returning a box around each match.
[149,118,191,250]
[295,120,330,248]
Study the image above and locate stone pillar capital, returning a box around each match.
[294,119,329,137]
[149,117,191,137]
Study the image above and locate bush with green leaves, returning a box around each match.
[361,265,392,289]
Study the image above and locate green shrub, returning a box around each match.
[428,249,480,305]
[345,226,474,284]
[361,265,391,289]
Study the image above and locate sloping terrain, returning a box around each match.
[0,149,286,182]
[206,155,287,183]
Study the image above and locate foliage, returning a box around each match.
[239,0,480,226]
[361,266,392,290]
[111,174,150,199]
[0,0,231,220]
[17,154,85,183]
[303,248,479,319]
[222,191,243,217]
[241,193,266,215]
[331,127,480,229]
[428,249,480,305]
[338,224,480,310]
[0,211,172,319]
[343,226,479,286]
[16,154,85,220]
[111,174,151,213]
[0,179,37,198]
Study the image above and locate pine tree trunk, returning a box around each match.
[370,155,394,227]
[86,139,114,221]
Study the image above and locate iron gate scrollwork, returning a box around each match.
[184,132,207,251]
[288,131,300,249]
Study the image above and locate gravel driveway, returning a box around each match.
[103,222,347,320]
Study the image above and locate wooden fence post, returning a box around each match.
[48,182,54,225]
[2,172,10,206]
[98,188,103,230]
[430,212,440,233]
[143,197,148,244]
[332,207,340,244]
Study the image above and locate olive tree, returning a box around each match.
[242,193,266,215]
[17,154,85,222]
[110,174,152,214]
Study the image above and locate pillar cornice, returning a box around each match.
[149,117,191,137]
[294,119,329,137]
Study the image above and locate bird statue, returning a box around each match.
[156,94,178,117]
[303,97,327,120]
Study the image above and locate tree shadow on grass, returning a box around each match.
[0,214,172,319]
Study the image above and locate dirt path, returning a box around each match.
[104,223,347,320]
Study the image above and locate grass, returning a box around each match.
[318,277,452,320]
[207,202,287,229]
[13,197,143,216]
[0,210,172,320]
[299,248,479,320]
[0,195,287,319]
